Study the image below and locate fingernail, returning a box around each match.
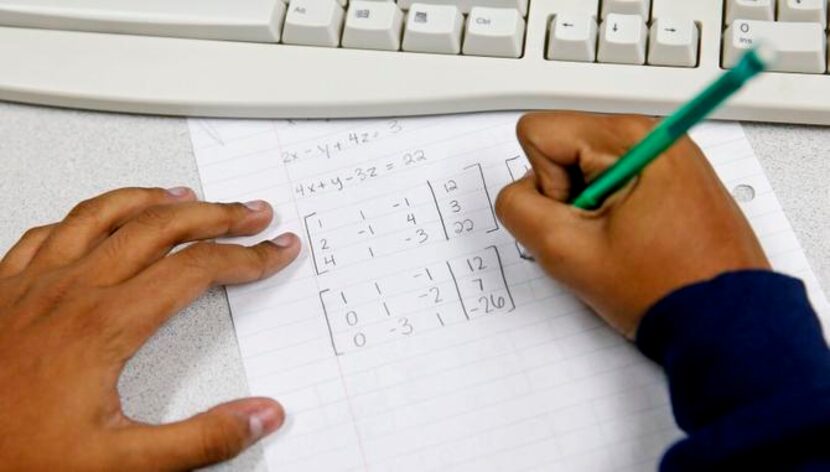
[166,186,192,198]
[248,405,284,441]
[271,232,298,248]
[244,200,270,212]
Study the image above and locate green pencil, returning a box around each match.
[571,47,772,210]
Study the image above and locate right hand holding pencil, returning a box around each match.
[495,112,770,338]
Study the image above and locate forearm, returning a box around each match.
[637,271,830,470]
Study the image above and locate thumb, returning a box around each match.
[117,398,285,471]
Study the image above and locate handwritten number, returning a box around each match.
[398,318,413,335]
[466,256,487,272]
[346,310,358,326]
[403,149,426,165]
[353,332,366,347]
[453,219,474,234]
[429,286,442,303]
[478,294,506,313]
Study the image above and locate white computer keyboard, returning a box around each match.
[0,0,828,124]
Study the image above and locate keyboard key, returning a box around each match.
[402,3,464,54]
[778,0,827,28]
[283,0,345,47]
[723,20,827,73]
[0,0,286,43]
[602,0,651,18]
[343,1,404,51]
[725,0,775,24]
[598,14,647,64]
[648,18,699,67]
[546,14,598,62]
[547,0,601,17]
[463,7,525,58]
[650,0,698,22]
[397,1,529,17]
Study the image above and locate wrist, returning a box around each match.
[637,270,829,431]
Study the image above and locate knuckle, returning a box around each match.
[181,242,221,272]
[516,113,550,145]
[133,204,178,232]
[218,202,251,232]
[250,244,276,278]
[199,417,246,463]
[65,198,104,223]
[618,114,657,136]
[19,225,50,242]
[495,183,521,221]
[117,187,169,208]
[115,186,164,199]
[100,229,131,263]
[515,113,537,139]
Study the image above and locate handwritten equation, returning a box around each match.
[292,147,427,198]
[281,119,404,166]
[319,246,516,355]
[303,164,499,275]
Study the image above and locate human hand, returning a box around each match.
[0,187,300,470]
[496,112,770,338]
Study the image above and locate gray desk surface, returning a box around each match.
[1,102,829,471]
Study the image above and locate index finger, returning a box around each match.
[103,233,301,356]
[516,112,655,200]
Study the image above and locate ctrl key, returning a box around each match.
[463,7,526,58]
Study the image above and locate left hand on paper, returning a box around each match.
[0,187,300,471]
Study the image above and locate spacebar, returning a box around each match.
[0,0,284,43]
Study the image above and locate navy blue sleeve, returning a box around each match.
[636,271,830,471]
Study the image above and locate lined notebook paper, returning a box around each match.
[188,114,830,472]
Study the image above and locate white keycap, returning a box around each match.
[651,0,698,22]
[547,0,600,17]
[402,3,464,54]
[725,0,775,23]
[397,0,529,17]
[546,14,598,62]
[648,18,699,67]
[463,7,525,57]
[602,0,651,18]
[778,0,827,28]
[723,20,827,73]
[0,0,286,43]
[282,0,344,47]
[598,14,648,64]
[343,1,404,51]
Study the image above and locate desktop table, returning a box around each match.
[1,101,829,471]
